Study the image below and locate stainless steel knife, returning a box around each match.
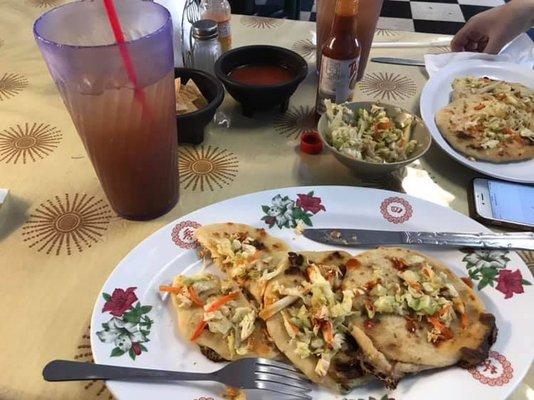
[302,228,534,250]
[371,57,425,67]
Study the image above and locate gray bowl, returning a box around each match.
[318,101,432,177]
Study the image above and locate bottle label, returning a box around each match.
[316,55,359,114]
[217,20,231,38]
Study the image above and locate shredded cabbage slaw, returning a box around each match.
[356,254,467,344]
[164,274,258,356]
[265,261,353,377]
[324,101,418,163]
[447,77,534,149]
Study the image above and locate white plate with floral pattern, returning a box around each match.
[91,186,534,400]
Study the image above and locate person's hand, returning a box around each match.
[451,0,534,54]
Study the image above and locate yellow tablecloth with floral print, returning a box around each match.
[0,2,532,399]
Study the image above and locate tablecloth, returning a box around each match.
[0,2,532,399]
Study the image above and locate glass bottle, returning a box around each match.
[316,0,360,115]
[199,0,232,52]
[316,0,383,80]
[191,19,222,75]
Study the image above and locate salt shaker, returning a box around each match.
[191,19,222,75]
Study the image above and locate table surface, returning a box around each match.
[0,3,532,399]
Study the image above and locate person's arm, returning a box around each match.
[451,0,534,54]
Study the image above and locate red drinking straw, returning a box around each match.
[102,0,150,116]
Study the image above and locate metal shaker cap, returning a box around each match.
[192,19,218,40]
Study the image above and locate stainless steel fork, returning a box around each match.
[43,358,313,399]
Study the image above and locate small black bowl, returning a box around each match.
[214,45,308,117]
[174,68,225,145]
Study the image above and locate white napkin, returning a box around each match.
[424,33,534,77]
[0,189,9,222]
[0,189,8,205]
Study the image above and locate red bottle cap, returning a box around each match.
[300,131,323,154]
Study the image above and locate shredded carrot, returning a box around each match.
[325,268,337,283]
[376,120,393,131]
[282,312,300,337]
[321,320,334,347]
[460,312,469,330]
[474,103,485,111]
[409,281,422,292]
[427,316,446,332]
[503,127,514,135]
[159,285,183,294]
[247,251,261,262]
[206,292,238,313]
[224,387,241,398]
[190,320,208,341]
[390,257,408,271]
[421,265,433,278]
[437,304,451,319]
[428,316,455,342]
[188,286,204,307]
[362,278,381,291]
[440,326,453,341]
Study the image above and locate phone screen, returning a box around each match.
[488,181,534,225]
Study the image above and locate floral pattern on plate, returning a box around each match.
[260,191,326,229]
[172,220,202,249]
[96,287,153,360]
[90,186,534,400]
[380,196,413,224]
[468,351,513,386]
[343,395,395,400]
[462,250,531,298]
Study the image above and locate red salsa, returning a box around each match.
[229,64,294,86]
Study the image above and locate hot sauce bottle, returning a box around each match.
[200,0,232,52]
[316,0,360,115]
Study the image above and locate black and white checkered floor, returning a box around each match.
[256,0,511,35]
[310,0,507,34]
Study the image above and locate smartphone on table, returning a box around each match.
[469,178,534,230]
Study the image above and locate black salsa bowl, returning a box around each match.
[214,45,308,117]
[174,68,225,145]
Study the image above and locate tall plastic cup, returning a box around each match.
[34,0,178,220]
